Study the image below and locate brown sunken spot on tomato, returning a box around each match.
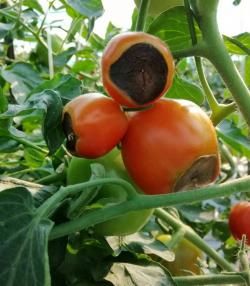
[109,43,168,105]
[173,155,219,192]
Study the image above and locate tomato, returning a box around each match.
[229,201,250,245]
[62,93,128,159]
[121,98,220,195]
[67,148,153,236]
[156,234,203,276]
[101,32,174,108]
[134,0,184,17]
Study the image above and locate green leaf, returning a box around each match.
[24,147,46,168]
[30,74,81,104]
[224,33,250,55]
[147,6,202,52]
[0,187,53,286]
[217,120,250,158]
[165,76,205,105]
[0,22,14,39]
[1,62,43,103]
[54,47,76,68]
[104,263,175,286]
[66,0,104,18]
[28,90,64,154]
[0,137,19,153]
[23,0,43,13]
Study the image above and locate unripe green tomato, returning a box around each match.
[156,234,203,276]
[67,148,153,236]
[134,0,184,17]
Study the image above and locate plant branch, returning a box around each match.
[173,272,248,285]
[155,208,234,272]
[135,0,150,32]
[49,176,250,240]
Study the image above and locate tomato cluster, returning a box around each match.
[62,31,220,197]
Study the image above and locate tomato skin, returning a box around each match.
[121,98,220,195]
[134,0,184,17]
[156,234,202,276]
[101,32,175,108]
[229,202,250,244]
[62,93,128,159]
[67,148,153,236]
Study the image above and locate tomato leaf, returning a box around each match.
[1,62,43,103]
[0,187,53,286]
[66,0,103,18]
[224,33,250,55]
[104,263,175,286]
[165,76,205,105]
[147,7,202,52]
[0,22,15,39]
[29,74,81,104]
[217,120,250,158]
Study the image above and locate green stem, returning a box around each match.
[155,208,234,272]
[35,170,66,185]
[172,43,205,59]
[50,176,250,240]
[37,177,138,219]
[185,0,236,124]
[190,0,250,127]
[195,57,236,125]
[135,0,150,32]
[173,273,247,286]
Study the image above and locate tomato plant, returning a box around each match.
[121,98,220,194]
[101,32,175,107]
[62,93,128,158]
[67,148,153,236]
[229,201,250,245]
[1,0,250,285]
[134,0,184,17]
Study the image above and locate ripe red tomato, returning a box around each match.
[62,93,128,159]
[121,98,220,194]
[229,201,250,244]
[101,32,175,108]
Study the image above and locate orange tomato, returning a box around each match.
[62,93,128,159]
[101,32,175,108]
[121,98,220,194]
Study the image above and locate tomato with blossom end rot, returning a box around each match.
[101,32,175,108]
[121,98,220,195]
[62,93,128,159]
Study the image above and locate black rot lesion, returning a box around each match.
[110,43,168,105]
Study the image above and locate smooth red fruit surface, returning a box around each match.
[229,201,250,244]
[62,93,128,159]
[101,32,175,108]
[121,98,220,195]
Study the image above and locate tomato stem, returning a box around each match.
[173,273,248,285]
[184,0,236,124]
[189,0,250,127]
[49,176,250,240]
[135,0,150,32]
[155,208,235,272]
